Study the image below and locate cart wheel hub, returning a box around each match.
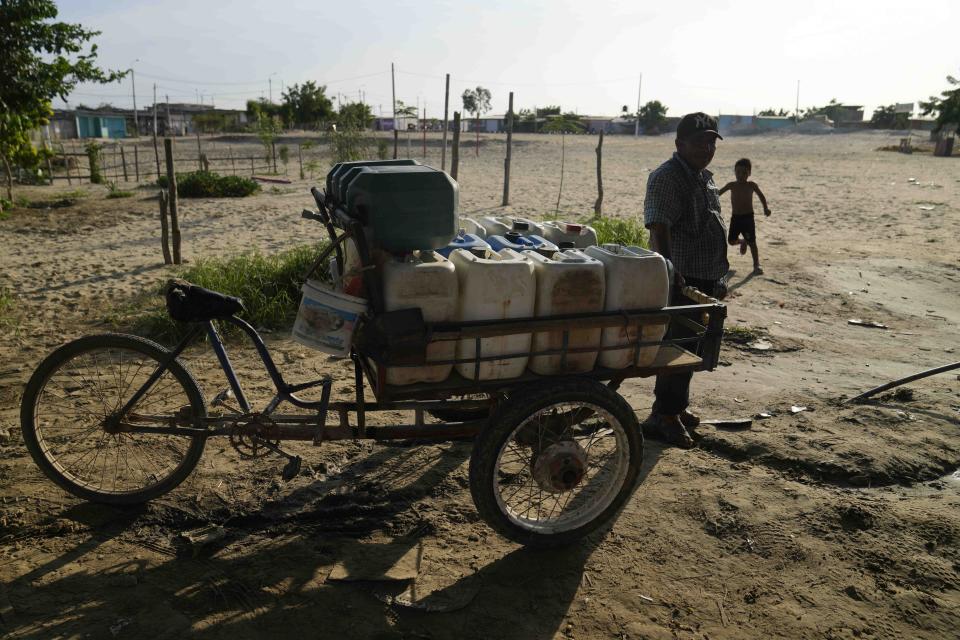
[532,441,588,493]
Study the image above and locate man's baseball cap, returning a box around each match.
[676,112,723,140]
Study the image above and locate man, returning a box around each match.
[643,112,729,448]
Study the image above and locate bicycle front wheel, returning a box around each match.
[20,334,207,505]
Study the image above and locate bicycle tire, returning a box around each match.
[469,379,642,547]
[20,333,207,505]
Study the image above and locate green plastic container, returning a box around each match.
[344,165,459,252]
[326,159,419,202]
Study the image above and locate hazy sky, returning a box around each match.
[56,0,959,119]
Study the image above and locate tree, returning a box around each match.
[0,0,125,200]
[870,105,909,130]
[246,98,281,123]
[338,102,373,129]
[541,112,585,134]
[462,86,492,155]
[758,108,791,117]
[394,100,418,118]
[920,73,960,135]
[279,81,334,129]
[638,100,668,135]
[802,98,846,123]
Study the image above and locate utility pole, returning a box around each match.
[152,83,158,136]
[131,66,139,136]
[391,62,397,131]
[269,77,272,103]
[795,80,800,125]
[634,73,643,137]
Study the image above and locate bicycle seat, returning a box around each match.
[166,279,245,322]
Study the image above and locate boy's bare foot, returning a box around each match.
[753,265,763,274]
[739,239,748,255]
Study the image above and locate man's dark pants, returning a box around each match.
[652,277,720,415]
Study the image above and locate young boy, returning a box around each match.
[718,158,771,274]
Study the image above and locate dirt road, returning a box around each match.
[1,131,957,639]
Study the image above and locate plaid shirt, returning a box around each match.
[643,153,729,280]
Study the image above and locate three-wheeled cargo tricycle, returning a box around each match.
[20,186,725,547]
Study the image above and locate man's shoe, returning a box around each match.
[679,409,700,429]
[650,414,695,449]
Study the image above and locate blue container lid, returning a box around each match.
[437,232,490,258]
[488,234,559,255]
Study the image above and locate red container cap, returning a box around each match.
[565,223,582,233]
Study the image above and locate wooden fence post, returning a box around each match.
[62,145,72,185]
[594,130,604,218]
[555,132,566,215]
[120,145,129,182]
[163,138,182,264]
[114,145,121,181]
[43,141,54,185]
[196,133,203,170]
[451,112,461,181]
[229,147,236,175]
[297,144,304,180]
[271,141,277,173]
[502,92,514,206]
[159,189,172,264]
[393,129,399,160]
[133,145,140,182]
[251,156,255,175]
[441,73,449,171]
[152,135,162,180]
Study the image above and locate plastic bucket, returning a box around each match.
[292,280,368,356]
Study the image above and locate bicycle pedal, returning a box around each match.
[211,388,234,407]
[281,455,302,481]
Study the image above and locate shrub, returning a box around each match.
[116,243,326,342]
[156,171,260,198]
[106,182,133,199]
[0,286,17,328]
[591,216,648,248]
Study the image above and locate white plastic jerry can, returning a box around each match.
[381,250,458,385]
[448,248,536,380]
[524,250,605,375]
[458,215,488,238]
[478,216,546,238]
[542,220,599,249]
[584,244,669,368]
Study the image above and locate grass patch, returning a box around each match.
[157,171,260,198]
[723,325,765,345]
[114,243,325,342]
[61,189,91,199]
[106,183,134,199]
[0,287,17,328]
[590,216,649,248]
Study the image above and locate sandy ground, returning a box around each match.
[0,131,958,639]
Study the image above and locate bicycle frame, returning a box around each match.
[116,314,489,444]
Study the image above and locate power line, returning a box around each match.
[396,68,637,88]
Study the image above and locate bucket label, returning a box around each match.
[292,296,359,353]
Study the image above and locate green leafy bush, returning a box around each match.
[116,243,325,342]
[591,216,648,248]
[156,171,260,198]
